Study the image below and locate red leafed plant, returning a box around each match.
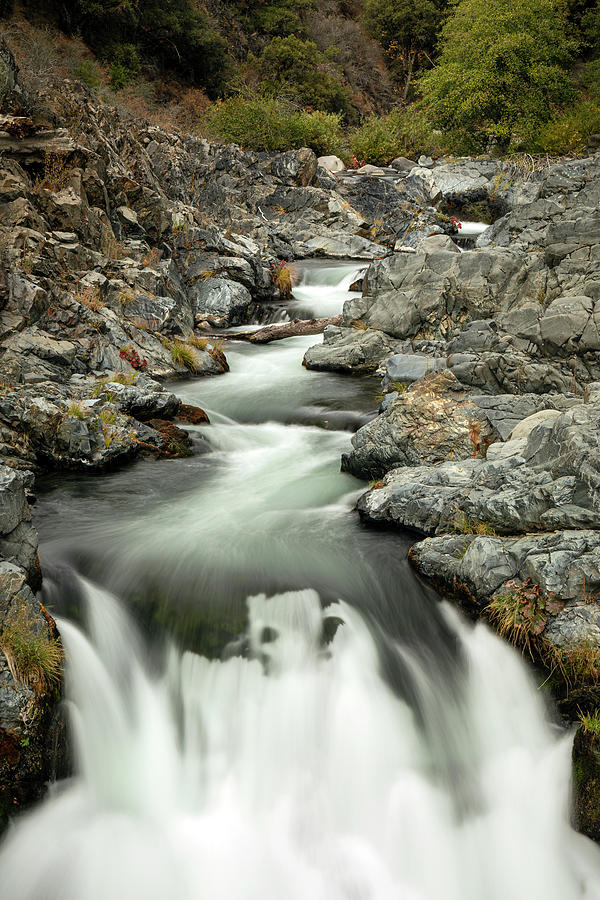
[119,346,147,370]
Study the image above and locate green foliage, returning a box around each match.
[363,0,446,56]
[487,579,564,655]
[168,340,199,372]
[237,0,313,36]
[203,96,344,155]
[535,59,600,153]
[257,36,350,114]
[419,0,578,151]
[0,605,63,691]
[73,58,102,88]
[66,400,88,419]
[349,107,443,163]
[50,0,229,95]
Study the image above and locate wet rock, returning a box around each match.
[146,418,192,457]
[177,403,210,425]
[573,726,600,843]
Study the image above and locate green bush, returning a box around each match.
[419,0,578,151]
[258,35,350,115]
[536,100,600,153]
[203,96,343,155]
[349,108,444,164]
[73,58,102,88]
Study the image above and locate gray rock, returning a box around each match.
[191,276,251,327]
[303,326,399,374]
[382,352,446,387]
[317,155,345,174]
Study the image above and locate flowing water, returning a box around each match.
[1,261,599,899]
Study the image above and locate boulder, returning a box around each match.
[190,276,251,327]
[270,148,317,187]
[317,155,345,174]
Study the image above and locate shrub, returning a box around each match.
[270,260,292,299]
[0,605,62,691]
[258,35,350,115]
[203,96,344,155]
[73,58,102,89]
[580,710,600,735]
[349,107,443,164]
[119,345,147,370]
[35,151,73,192]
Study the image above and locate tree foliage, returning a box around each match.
[362,0,447,96]
[419,0,578,150]
[43,0,228,94]
[258,36,350,115]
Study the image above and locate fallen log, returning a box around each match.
[248,315,342,344]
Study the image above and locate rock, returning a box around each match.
[391,157,416,174]
[356,165,385,176]
[177,404,210,425]
[508,408,562,440]
[419,234,461,254]
[317,155,345,174]
[418,156,434,168]
[98,380,179,421]
[382,352,446,387]
[344,370,494,480]
[270,148,317,187]
[573,725,600,843]
[357,395,600,534]
[146,419,192,457]
[304,326,399,374]
[304,232,385,259]
[190,277,251,327]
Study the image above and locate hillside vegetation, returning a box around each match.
[2,0,599,161]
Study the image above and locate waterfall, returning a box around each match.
[1,580,599,900]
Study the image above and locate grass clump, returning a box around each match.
[168,340,199,372]
[0,605,62,691]
[487,579,563,657]
[188,337,209,351]
[454,512,497,536]
[66,400,88,419]
[270,260,293,299]
[580,709,600,735]
[99,407,119,426]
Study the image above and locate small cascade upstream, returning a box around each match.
[1,260,600,899]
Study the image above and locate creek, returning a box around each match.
[0,261,599,900]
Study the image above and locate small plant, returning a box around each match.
[74,284,106,312]
[270,260,293,299]
[99,407,119,426]
[487,579,564,656]
[389,381,410,393]
[169,341,199,372]
[454,511,497,536]
[142,247,162,268]
[119,346,147,370]
[188,337,208,351]
[35,151,72,192]
[580,710,600,735]
[66,401,88,420]
[467,420,494,457]
[0,605,62,691]
[351,319,368,330]
[112,372,138,386]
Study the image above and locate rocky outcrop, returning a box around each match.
[0,467,60,831]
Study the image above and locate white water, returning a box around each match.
[2,260,600,898]
[1,582,599,900]
[458,221,490,238]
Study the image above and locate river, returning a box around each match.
[0,261,599,900]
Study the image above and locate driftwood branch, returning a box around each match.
[226,315,343,344]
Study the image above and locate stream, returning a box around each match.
[1,261,600,899]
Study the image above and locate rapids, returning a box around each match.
[1,261,599,900]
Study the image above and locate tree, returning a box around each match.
[419,0,577,150]
[362,0,447,98]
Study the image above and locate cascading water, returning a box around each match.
[2,261,600,899]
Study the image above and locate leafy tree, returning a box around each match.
[362,0,447,97]
[258,35,350,115]
[419,0,577,150]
